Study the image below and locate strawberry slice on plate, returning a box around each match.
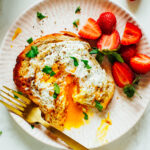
[78,18,102,40]
[97,30,120,51]
[121,22,142,45]
[120,45,137,64]
[112,62,134,87]
[130,53,150,74]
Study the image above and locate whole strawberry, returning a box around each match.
[97,12,117,34]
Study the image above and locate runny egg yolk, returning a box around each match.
[64,75,85,130]
[97,112,112,141]
[12,27,22,41]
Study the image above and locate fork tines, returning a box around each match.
[0,86,30,117]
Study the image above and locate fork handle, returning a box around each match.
[40,120,88,150]
[47,126,88,150]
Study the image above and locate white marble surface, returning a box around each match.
[0,0,150,150]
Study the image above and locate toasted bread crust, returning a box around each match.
[13,32,115,128]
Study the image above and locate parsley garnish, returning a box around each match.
[14,95,18,99]
[31,125,34,129]
[50,71,56,77]
[81,59,92,69]
[37,12,46,20]
[14,91,23,99]
[0,131,2,135]
[53,83,60,99]
[123,76,141,98]
[95,100,103,112]
[27,37,33,44]
[26,46,39,58]
[42,66,56,77]
[83,112,88,120]
[75,6,81,13]
[54,83,60,94]
[73,19,80,28]
[53,93,58,99]
[70,57,79,66]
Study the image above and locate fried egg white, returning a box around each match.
[25,41,108,107]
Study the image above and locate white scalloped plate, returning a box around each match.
[0,0,150,149]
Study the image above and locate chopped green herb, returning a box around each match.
[53,83,60,99]
[50,71,56,77]
[75,6,81,13]
[42,66,56,76]
[26,46,39,58]
[133,76,140,85]
[83,112,88,120]
[123,84,135,98]
[96,53,104,64]
[70,56,79,66]
[0,131,2,135]
[54,83,60,94]
[73,19,80,28]
[14,91,23,99]
[37,12,46,20]
[95,100,103,112]
[53,93,58,99]
[81,59,92,69]
[27,37,33,44]
[89,48,99,54]
[18,91,23,95]
[42,66,52,74]
[31,125,34,129]
[14,95,18,99]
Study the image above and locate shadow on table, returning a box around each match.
[127,0,141,13]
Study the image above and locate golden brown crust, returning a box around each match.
[101,57,115,109]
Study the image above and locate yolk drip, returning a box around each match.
[64,75,84,130]
[12,27,22,41]
[97,112,112,141]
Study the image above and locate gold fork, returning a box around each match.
[0,86,88,150]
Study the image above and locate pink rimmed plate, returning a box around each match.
[0,0,150,149]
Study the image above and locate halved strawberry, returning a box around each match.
[120,45,137,64]
[130,54,150,74]
[112,62,134,87]
[78,18,102,40]
[97,30,120,51]
[121,22,142,45]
